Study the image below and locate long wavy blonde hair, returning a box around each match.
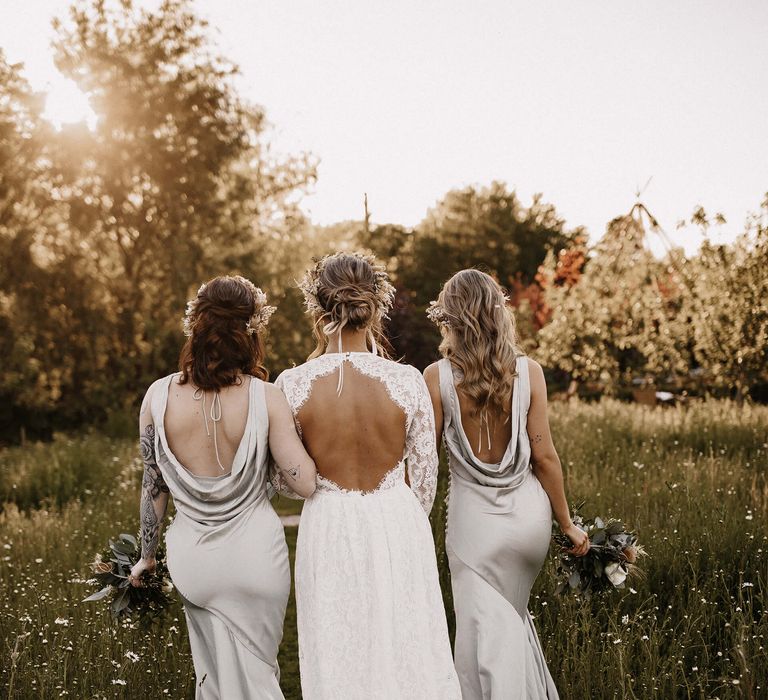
[430,269,523,417]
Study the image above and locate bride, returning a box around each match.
[272,252,461,700]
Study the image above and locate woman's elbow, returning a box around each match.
[299,479,317,499]
[531,451,561,475]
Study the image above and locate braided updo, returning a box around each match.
[299,252,395,359]
[178,275,273,390]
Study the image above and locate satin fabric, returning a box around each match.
[150,374,290,700]
[440,357,559,700]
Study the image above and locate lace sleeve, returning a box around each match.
[268,371,304,500]
[405,369,439,514]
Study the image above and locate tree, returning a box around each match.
[401,182,579,305]
[49,0,315,398]
[535,208,690,391]
[0,1,317,440]
[681,200,768,399]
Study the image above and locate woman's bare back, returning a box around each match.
[297,362,407,490]
[454,382,514,464]
[163,375,251,477]
[274,352,443,501]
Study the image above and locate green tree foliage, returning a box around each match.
[355,184,580,366]
[681,201,768,398]
[0,1,316,440]
[535,210,691,391]
[0,52,107,434]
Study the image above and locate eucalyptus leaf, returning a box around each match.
[112,540,135,556]
[83,586,112,603]
[119,533,138,548]
[111,588,130,617]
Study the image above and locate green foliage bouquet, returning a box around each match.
[83,533,173,621]
[553,511,645,598]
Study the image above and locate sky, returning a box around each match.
[2,0,767,253]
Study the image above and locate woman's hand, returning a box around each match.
[129,557,157,587]
[561,522,590,557]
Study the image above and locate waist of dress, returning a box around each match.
[171,493,272,529]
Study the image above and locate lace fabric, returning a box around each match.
[270,353,439,513]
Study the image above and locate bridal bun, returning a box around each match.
[316,256,379,330]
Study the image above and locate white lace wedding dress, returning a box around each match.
[272,352,461,700]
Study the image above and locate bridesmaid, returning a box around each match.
[423,269,588,700]
[129,276,317,700]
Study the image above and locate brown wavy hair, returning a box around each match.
[178,276,269,391]
[433,269,522,417]
[302,252,394,359]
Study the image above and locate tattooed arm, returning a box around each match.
[265,383,317,499]
[130,385,170,587]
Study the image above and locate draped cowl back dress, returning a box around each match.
[148,373,290,700]
[438,356,560,700]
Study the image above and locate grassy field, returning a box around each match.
[0,399,766,699]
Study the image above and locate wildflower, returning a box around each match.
[54,618,69,626]
[125,651,139,663]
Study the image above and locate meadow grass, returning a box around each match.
[0,399,765,699]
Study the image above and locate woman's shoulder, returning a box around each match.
[139,373,178,419]
[143,373,178,398]
[523,356,542,375]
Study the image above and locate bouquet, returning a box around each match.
[83,533,174,621]
[553,510,645,597]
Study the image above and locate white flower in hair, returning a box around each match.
[246,290,276,335]
[426,300,451,328]
[298,251,395,320]
[182,283,207,337]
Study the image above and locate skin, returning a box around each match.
[424,357,589,557]
[129,376,317,587]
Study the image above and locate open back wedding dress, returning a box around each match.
[273,352,461,700]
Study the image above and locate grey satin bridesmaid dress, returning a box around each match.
[439,356,559,699]
[150,373,290,700]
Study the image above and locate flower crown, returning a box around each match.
[298,251,396,320]
[426,293,510,329]
[182,278,276,337]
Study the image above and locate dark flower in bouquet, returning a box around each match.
[553,509,646,597]
[83,533,173,621]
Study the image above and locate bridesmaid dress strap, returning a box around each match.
[514,355,531,415]
[437,358,456,432]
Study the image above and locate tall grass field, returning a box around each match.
[1,399,765,699]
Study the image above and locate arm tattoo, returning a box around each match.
[284,464,301,481]
[139,425,168,559]
[533,434,543,444]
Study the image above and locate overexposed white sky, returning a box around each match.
[2,0,767,252]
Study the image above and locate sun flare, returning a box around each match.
[43,76,98,130]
